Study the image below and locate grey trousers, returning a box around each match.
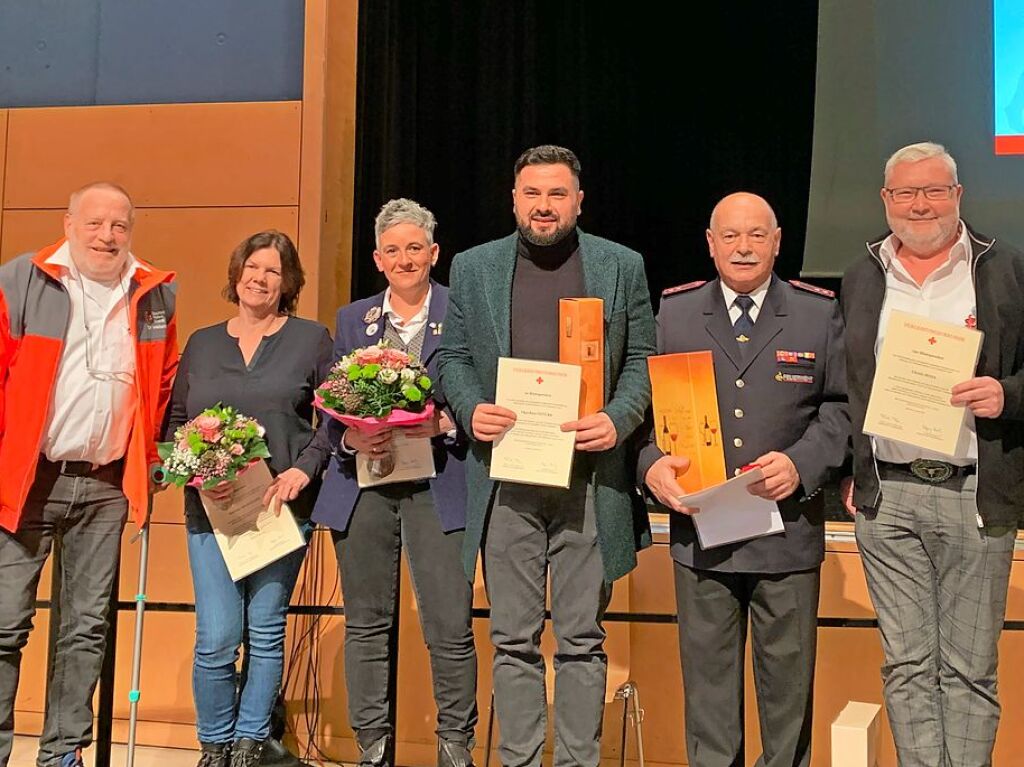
[673,563,819,767]
[332,483,477,748]
[483,481,610,767]
[855,473,1015,767]
[0,461,128,767]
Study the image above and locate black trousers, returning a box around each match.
[673,562,820,767]
[332,483,478,749]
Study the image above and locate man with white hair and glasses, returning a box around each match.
[840,142,1024,766]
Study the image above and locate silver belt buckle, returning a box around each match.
[909,458,953,483]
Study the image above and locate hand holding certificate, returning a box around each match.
[489,358,582,488]
[677,467,785,549]
[199,460,306,581]
[863,310,983,455]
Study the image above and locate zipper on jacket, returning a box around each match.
[866,242,886,508]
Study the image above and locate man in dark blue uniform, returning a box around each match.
[639,192,849,767]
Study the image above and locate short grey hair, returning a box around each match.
[68,181,135,221]
[374,198,436,247]
[884,142,959,185]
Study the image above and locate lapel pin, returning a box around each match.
[365,322,379,336]
[363,306,382,324]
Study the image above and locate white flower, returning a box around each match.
[400,368,416,383]
[377,368,398,384]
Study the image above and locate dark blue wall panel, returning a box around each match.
[0,0,304,107]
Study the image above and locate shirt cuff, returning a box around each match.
[338,430,358,456]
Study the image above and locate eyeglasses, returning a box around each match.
[81,276,135,384]
[883,185,957,204]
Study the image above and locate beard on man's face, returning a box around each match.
[516,213,577,247]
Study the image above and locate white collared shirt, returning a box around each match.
[382,285,432,344]
[41,242,140,465]
[874,221,977,464]
[720,277,771,324]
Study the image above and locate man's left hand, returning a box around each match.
[561,412,618,452]
[262,468,311,516]
[951,376,1004,418]
[747,451,800,501]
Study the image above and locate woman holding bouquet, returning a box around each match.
[164,231,332,767]
[312,199,477,767]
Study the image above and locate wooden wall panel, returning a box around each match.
[110,612,195,724]
[3,102,301,209]
[118,523,193,605]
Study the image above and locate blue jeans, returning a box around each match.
[186,517,308,743]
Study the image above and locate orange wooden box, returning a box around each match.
[559,297,604,417]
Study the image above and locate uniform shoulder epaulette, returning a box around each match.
[788,279,835,299]
[661,280,706,297]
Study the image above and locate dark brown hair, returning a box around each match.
[513,145,581,180]
[223,230,305,314]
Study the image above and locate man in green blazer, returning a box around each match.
[438,145,655,767]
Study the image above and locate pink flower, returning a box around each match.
[177,439,190,452]
[229,443,245,456]
[194,415,223,442]
[382,348,410,367]
[356,346,384,364]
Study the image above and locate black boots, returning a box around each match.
[437,738,474,767]
[197,743,231,767]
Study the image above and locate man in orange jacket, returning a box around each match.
[0,182,178,767]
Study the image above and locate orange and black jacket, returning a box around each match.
[0,239,179,531]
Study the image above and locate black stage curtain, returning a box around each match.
[353,1,819,302]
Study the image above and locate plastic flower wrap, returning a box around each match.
[155,404,271,489]
[314,341,435,429]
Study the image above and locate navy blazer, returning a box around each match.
[311,282,469,533]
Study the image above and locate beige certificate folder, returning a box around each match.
[863,310,983,456]
[199,459,306,581]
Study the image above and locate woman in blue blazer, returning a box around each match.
[312,199,477,767]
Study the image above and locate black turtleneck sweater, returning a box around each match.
[510,230,584,361]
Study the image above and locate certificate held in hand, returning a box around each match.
[863,310,983,456]
[199,460,306,581]
[489,357,581,488]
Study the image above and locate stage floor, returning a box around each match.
[8,738,361,767]
[10,738,199,767]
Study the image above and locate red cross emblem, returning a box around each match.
[928,337,937,345]
[536,376,544,384]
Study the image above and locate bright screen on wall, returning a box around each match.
[995,0,1024,155]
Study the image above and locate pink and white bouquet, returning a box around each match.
[155,404,271,489]
[315,342,436,478]
[314,341,435,429]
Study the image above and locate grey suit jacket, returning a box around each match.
[638,275,850,573]
[438,229,656,582]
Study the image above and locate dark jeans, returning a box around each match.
[0,461,128,767]
[332,483,477,748]
[482,481,610,767]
